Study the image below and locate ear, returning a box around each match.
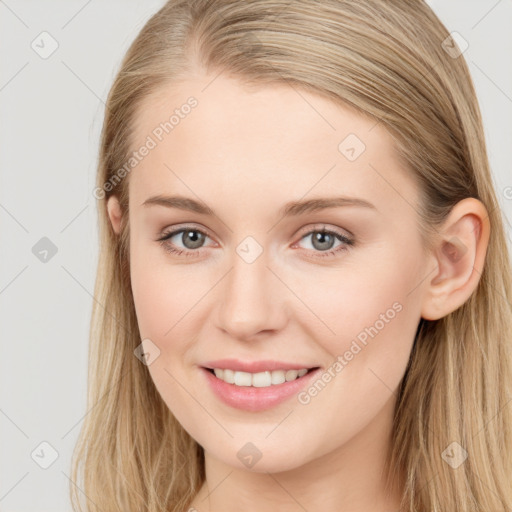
[420,197,491,320]
[107,195,123,235]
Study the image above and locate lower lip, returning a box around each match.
[200,367,321,412]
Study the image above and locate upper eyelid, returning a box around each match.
[159,222,350,235]
[159,224,214,242]
[297,223,353,239]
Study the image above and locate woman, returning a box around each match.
[71,1,512,510]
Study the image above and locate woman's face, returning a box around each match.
[119,72,432,473]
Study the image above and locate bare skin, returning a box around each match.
[107,69,490,512]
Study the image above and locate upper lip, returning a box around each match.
[201,359,320,373]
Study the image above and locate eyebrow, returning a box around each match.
[142,194,377,216]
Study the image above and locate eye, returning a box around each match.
[156,226,213,258]
[292,224,354,259]
[156,223,355,259]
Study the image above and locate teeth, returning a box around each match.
[212,367,310,387]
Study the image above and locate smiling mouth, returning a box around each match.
[205,367,320,388]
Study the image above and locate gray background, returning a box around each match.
[1,1,511,510]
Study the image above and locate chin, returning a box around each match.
[205,440,314,474]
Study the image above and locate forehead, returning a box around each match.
[127,73,418,219]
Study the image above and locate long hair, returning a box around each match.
[70,1,512,510]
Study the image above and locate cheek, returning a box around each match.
[129,233,202,339]
[130,262,169,339]
[276,252,422,453]
[286,245,423,388]
[129,246,206,413]
[129,239,218,391]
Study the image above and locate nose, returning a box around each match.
[215,246,288,341]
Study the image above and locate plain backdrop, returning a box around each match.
[1,1,511,510]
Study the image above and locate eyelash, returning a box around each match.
[156,224,355,260]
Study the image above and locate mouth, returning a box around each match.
[203,366,321,388]
[201,365,322,412]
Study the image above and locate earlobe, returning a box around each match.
[107,195,123,235]
[420,198,490,321]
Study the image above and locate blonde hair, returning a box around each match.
[70,1,512,510]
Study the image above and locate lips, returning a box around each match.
[201,365,322,412]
